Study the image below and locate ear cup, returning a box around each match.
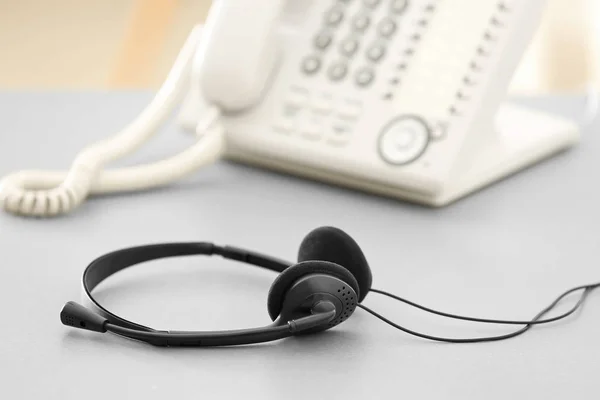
[267,260,359,321]
[298,226,372,302]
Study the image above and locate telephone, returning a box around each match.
[0,0,580,217]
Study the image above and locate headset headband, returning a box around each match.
[73,243,318,346]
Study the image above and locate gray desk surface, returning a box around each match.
[1,93,599,399]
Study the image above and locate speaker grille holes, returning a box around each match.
[328,285,358,328]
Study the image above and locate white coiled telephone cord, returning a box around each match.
[0,25,223,217]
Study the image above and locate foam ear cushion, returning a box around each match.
[267,260,359,321]
[298,226,372,302]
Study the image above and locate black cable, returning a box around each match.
[369,283,600,325]
[358,282,599,343]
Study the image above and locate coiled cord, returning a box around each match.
[0,25,223,217]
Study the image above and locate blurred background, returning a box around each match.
[0,0,598,94]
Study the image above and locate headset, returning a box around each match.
[61,226,600,347]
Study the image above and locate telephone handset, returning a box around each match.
[0,0,580,217]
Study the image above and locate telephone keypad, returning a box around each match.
[289,1,418,146]
[303,0,411,88]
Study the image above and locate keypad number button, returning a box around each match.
[314,30,333,50]
[302,55,322,75]
[355,67,375,87]
[340,37,360,57]
[325,7,345,27]
[352,14,371,32]
[366,44,387,63]
[363,0,382,9]
[378,18,397,38]
[391,0,409,14]
[328,62,349,81]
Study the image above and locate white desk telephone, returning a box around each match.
[0,0,580,217]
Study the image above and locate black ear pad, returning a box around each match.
[298,226,372,302]
[267,260,359,321]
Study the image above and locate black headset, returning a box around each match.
[61,226,599,347]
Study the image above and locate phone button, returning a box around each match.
[352,14,371,32]
[390,0,409,14]
[273,118,295,135]
[363,0,382,9]
[313,95,333,115]
[328,124,352,146]
[302,56,322,75]
[340,37,360,57]
[325,7,345,26]
[300,120,324,140]
[378,18,397,38]
[378,116,430,165]
[366,44,386,62]
[430,121,447,140]
[287,91,309,109]
[328,62,348,81]
[337,101,362,120]
[314,31,333,50]
[355,67,375,87]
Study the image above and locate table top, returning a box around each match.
[1,92,598,399]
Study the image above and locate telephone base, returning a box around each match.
[225,103,579,207]
[431,102,579,206]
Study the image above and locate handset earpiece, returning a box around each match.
[199,0,287,112]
